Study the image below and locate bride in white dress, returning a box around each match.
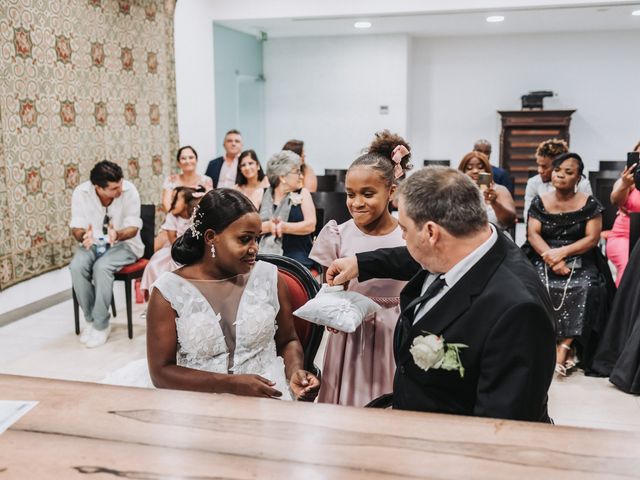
[105,189,320,401]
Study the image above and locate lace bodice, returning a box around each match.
[153,261,291,398]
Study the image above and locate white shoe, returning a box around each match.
[85,324,111,348]
[79,324,94,344]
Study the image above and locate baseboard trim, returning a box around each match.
[0,290,72,327]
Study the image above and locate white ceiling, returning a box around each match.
[216,3,640,38]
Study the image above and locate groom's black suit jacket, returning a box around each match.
[357,232,556,422]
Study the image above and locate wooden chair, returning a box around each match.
[256,253,323,377]
[72,204,155,339]
[310,192,350,228]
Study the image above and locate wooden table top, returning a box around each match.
[1,374,639,479]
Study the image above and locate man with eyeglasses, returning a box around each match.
[69,160,144,348]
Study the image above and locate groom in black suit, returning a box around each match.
[327,167,556,422]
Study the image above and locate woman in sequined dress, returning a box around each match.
[524,153,615,376]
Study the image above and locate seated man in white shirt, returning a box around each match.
[69,161,144,348]
[524,138,592,219]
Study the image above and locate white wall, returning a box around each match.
[174,1,219,170]
[0,267,71,315]
[264,34,409,170]
[408,30,640,172]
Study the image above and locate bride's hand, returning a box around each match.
[289,370,320,401]
[229,374,283,398]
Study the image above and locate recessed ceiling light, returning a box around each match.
[354,21,372,29]
[486,15,505,23]
[632,10,640,16]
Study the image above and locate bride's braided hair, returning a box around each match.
[171,188,256,265]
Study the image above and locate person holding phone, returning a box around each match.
[605,141,640,286]
[458,151,516,231]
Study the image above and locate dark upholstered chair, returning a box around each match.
[324,169,347,183]
[629,213,640,255]
[599,160,626,172]
[73,204,155,339]
[423,159,450,167]
[315,175,337,192]
[589,170,619,232]
[256,253,323,377]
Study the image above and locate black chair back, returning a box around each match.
[630,212,640,255]
[324,169,347,182]
[310,192,350,228]
[599,161,626,172]
[423,160,450,167]
[314,207,325,239]
[316,175,337,192]
[589,171,619,231]
[140,204,156,260]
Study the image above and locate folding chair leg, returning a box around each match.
[72,288,80,335]
[124,279,133,339]
[111,296,117,317]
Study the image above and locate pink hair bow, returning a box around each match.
[391,145,410,179]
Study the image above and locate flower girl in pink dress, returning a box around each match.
[140,187,203,295]
[309,131,411,406]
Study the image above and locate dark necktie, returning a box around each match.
[402,275,447,334]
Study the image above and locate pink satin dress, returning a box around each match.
[309,219,406,407]
[606,188,640,286]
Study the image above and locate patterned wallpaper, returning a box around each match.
[0,0,179,290]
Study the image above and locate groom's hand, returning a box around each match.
[290,370,320,401]
[326,256,358,286]
[229,374,282,398]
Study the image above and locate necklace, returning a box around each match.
[544,258,577,312]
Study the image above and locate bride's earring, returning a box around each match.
[210,244,216,258]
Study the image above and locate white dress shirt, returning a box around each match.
[69,180,144,258]
[414,224,498,324]
[524,174,592,220]
[218,157,239,188]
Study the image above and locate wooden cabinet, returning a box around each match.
[498,110,575,219]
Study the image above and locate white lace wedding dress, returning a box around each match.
[103,260,292,400]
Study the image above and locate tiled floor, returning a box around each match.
[1,285,639,432]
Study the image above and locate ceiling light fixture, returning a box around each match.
[632,10,640,16]
[354,21,372,29]
[486,15,505,23]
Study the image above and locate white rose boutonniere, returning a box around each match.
[289,192,302,206]
[410,332,468,378]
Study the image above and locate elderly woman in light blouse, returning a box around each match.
[259,151,316,269]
